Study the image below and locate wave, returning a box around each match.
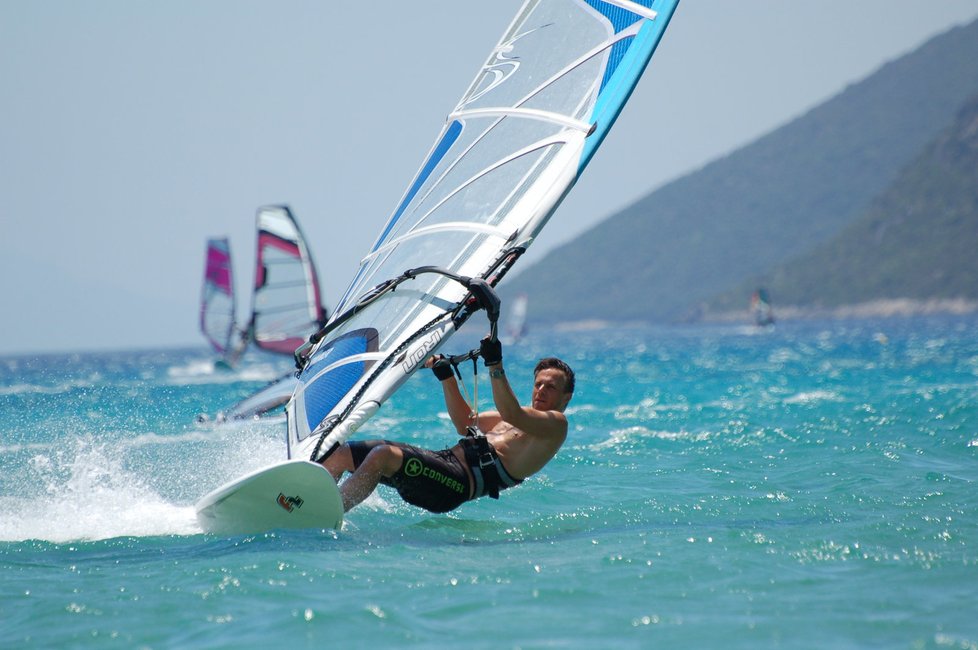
[588,426,712,451]
[0,439,198,543]
[165,358,217,379]
[782,390,842,405]
[0,377,102,396]
[0,425,287,543]
[165,361,290,387]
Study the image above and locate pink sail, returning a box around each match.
[199,206,327,370]
[249,205,328,356]
[199,238,237,355]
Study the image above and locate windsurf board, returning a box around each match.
[195,459,343,534]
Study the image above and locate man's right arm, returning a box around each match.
[440,378,475,435]
[427,355,480,435]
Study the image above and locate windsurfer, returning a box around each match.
[319,337,575,513]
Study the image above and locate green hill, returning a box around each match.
[499,19,978,326]
[708,94,978,314]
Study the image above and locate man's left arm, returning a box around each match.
[481,337,566,440]
[487,362,567,438]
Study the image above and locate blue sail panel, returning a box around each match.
[580,0,680,169]
[299,329,379,433]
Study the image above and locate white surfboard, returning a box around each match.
[195,460,343,534]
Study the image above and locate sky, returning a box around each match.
[3,1,978,355]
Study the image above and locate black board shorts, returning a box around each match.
[348,440,471,513]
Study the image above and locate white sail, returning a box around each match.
[287,0,680,461]
[215,372,296,422]
[505,293,529,344]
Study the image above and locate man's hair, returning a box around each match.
[534,357,575,395]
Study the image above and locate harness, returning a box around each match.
[460,429,520,500]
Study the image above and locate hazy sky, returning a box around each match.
[3,1,978,355]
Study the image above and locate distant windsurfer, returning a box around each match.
[320,337,575,513]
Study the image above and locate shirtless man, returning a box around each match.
[320,336,575,513]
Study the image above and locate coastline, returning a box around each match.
[699,298,978,324]
[550,298,978,331]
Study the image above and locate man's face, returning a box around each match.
[531,368,571,412]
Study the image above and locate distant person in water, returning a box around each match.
[320,337,575,513]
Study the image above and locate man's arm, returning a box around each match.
[479,336,567,439]
[487,360,567,440]
[427,355,501,435]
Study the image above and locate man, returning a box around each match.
[320,336,575,513]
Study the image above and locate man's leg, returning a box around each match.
[338,444,404,512]
[321,444,355,483]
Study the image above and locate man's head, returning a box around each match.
[531,357,575,412]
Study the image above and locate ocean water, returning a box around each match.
[2,316,977,649]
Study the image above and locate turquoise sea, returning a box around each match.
[2,316,977,648]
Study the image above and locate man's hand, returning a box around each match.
[428,355,455,381]
[480,336,502,367]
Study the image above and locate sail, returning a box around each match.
[505,293,529,343]
[200,237,237,355]
[250,205,328,356]
[286,0,680,461]
[217,372,297,422]
[751,288,775,327]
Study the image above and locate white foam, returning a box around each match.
[166,358,217,379]
[0,438,202,542]
[165,359,289,386]
[589,426,710,450]
[0,377,96,396]
[782,390,841,405]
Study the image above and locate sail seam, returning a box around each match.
[448,107,593,133]
[598,0,657,21]
[360,222,513,265]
